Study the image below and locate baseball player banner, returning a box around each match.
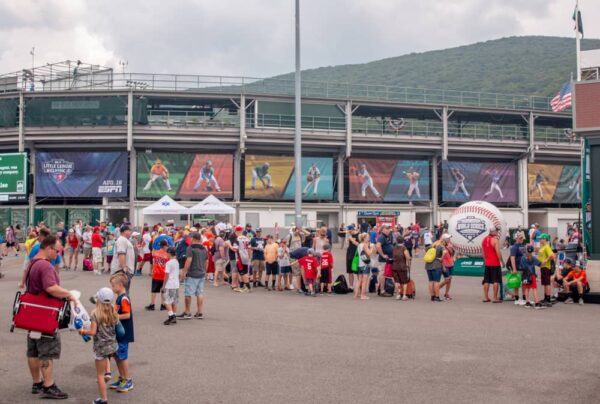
[36,151,128,198]
[442,161,517,203]
[137,152,233,199]
[348,158,430,202]
[244,154,334,200]
[528,163,581,204]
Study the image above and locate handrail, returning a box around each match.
[1,71,570,113]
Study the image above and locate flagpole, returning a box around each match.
[575,0,581,81]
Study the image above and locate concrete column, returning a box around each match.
[239,94,246,152]
[431,156,439,227]
[101,197,108,222]
[528,111,536,162]
[345,101,352,157]
[129,148,136,226]
[442,106,449,160]
[519,157,529,225]
[18,92,24,152]
[28,147,36,225]
[127,90,133,152]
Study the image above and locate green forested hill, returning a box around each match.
[272,36,600,97]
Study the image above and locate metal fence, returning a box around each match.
[448,122,528,141]
[146,110,239,128]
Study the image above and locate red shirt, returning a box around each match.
[320,251,334,269]
[565,270,588,286]
[482,235,501,266]
[299,256,319,280]
[68,235,79,248]
[26,259,60,295]
[91,233,103,248]
[152,249,169,280]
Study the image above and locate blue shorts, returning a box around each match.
[443,266,454,278]
[426,268,442,282]
[116,342,129,361]
[184,277,205,296]
[358,266,370,276]
[279,265,291,274]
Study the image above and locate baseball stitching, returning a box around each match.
[450,202,504,256]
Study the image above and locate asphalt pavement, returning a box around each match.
[1,247,600,404]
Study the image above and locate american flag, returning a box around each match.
[550,80,572,112]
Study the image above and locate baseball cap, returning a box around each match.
[256,227,262,232]
[245,223,252,228]
[526,245,535,253]
[489,226,499,233]
[442,234,452,241]
[120,224,131,232]
[93,226,100,232]
[234,225,243,232]
[563,258,574,265]
[131,231,140,237]
[347,224,355,230]
[307,248,315,255]
[95,287,114,304]
[540,233,551,241]
[68,229,74,233]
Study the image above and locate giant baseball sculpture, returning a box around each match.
[447,201,507,257]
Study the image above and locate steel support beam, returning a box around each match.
[431,155,439,227]
[18,92,25,152]
[129,148,136,225]
[28,147,36,225]
[127,90,133,151]
[519,156,529,225]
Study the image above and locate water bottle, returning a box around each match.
[74,318,91,342]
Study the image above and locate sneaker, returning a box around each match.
[109,378,125,390]
[402,295,409,301]
[432,296,442,302]
[193,313,204,319]
[241,286,251,293]
[564,297,574,304]
[579,299,585,306]
[117,378,134,393]
[517,299,527,306]
[40,384,69,399]
[233,287,243,292]
[145,304,155,311]
[524,301,533,308]
[395,294,402,300]
[541,301,553,308]
[163,316,176,325]
[177,312,192,320]
[160,304,167,311]
[550,297,558,303]
[444,295,452,301]
[104,372,112,382]
[93,398,108,404]
[32,381,44,394]
[534,303,545,309]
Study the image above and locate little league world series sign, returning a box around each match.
[0,153,27,201]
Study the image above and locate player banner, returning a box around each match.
[36,151,128,198]
[137,152,233,199]
[528,163,581,204]
[442,161,517,203]
[0,152,27,201]
[348,158,430,202]
[244,155,333,200]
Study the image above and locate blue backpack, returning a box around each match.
[175,237,188,260]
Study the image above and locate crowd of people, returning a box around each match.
[7,217,590,402]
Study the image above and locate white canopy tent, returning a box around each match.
[142,195,189,226]
[188,195,235,215]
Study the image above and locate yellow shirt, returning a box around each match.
[537,244,554,269]
[264,243,279,264]
[25,238,37,254]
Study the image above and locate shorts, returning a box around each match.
[523,274,538,289]
[320,268,332,284]
[358,266,370,276]
[143,253,153,263]
[443,266,454,279]
[426,268,442,283]
[251,259,266,275]
[555,278,565,286]
[6,241,15,247]
[292,262,301,276]
[178,258,187,270]
[184,277,205,296]
[377,261,386,273]
[279,265,291,274]
[163,288,179,305]
[392,269,409,284]
[107,255,113,264]
[238,263,249,276]
[266,262,279,275]
[92,247,103,264]
[540,268,551,286]
[67,246,77,253]
[346,257,354,274]
[483,266,502,284]
[94,353,115,361]
[27,333,61,360]
[83,246,92,256]
[115,342,129,361]
[151,279,164,293]
[214,258,227,272]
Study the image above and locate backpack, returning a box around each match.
[424,247,437,264]
[368,274,377,293]
[384,278,395,295]
[175,237,188,260]
[82,258,93,271]
[332,275,349,294]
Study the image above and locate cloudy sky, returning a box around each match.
[0,0,598,78]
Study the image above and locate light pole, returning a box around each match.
[294,0,302,228]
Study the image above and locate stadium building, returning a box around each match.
[0,60,580,235]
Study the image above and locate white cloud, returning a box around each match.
[0,0,597,77]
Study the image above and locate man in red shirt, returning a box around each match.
[319,244,334,294]
[146,239,169,311]
[564,263,589,305]
[482,226,502,303]
[298,249,320,296]
[91,226,104,274]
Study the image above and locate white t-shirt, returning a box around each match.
[423,232,432,246]
[82,231,92,247]
[142,233,151,254]
[110,236,135,275]
[164,258,180,289]
[237,235,250,265]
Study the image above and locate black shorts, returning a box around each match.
[27,333,61,360]
[6,242,15,247]
[483,266,502,284]
[266,262,279,276]
[346,257,354,274]
[239,265,248,276]
[151,279,164,293]
[320,268,332,284]
[540,268,551,286]
[555,277,565,286]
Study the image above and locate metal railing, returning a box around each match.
[146,110,239,128]
[535,127,578,144]
[448,122,528,141]
[3,71,568,113]
[251,113,346,130]
[352,118,442,137]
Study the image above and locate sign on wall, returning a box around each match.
[36,151,127,198]
[528,163,581,204]
[441,161,517,203]
[0,152,27,201]
[348,158,430,202]
[137,152,233,200]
